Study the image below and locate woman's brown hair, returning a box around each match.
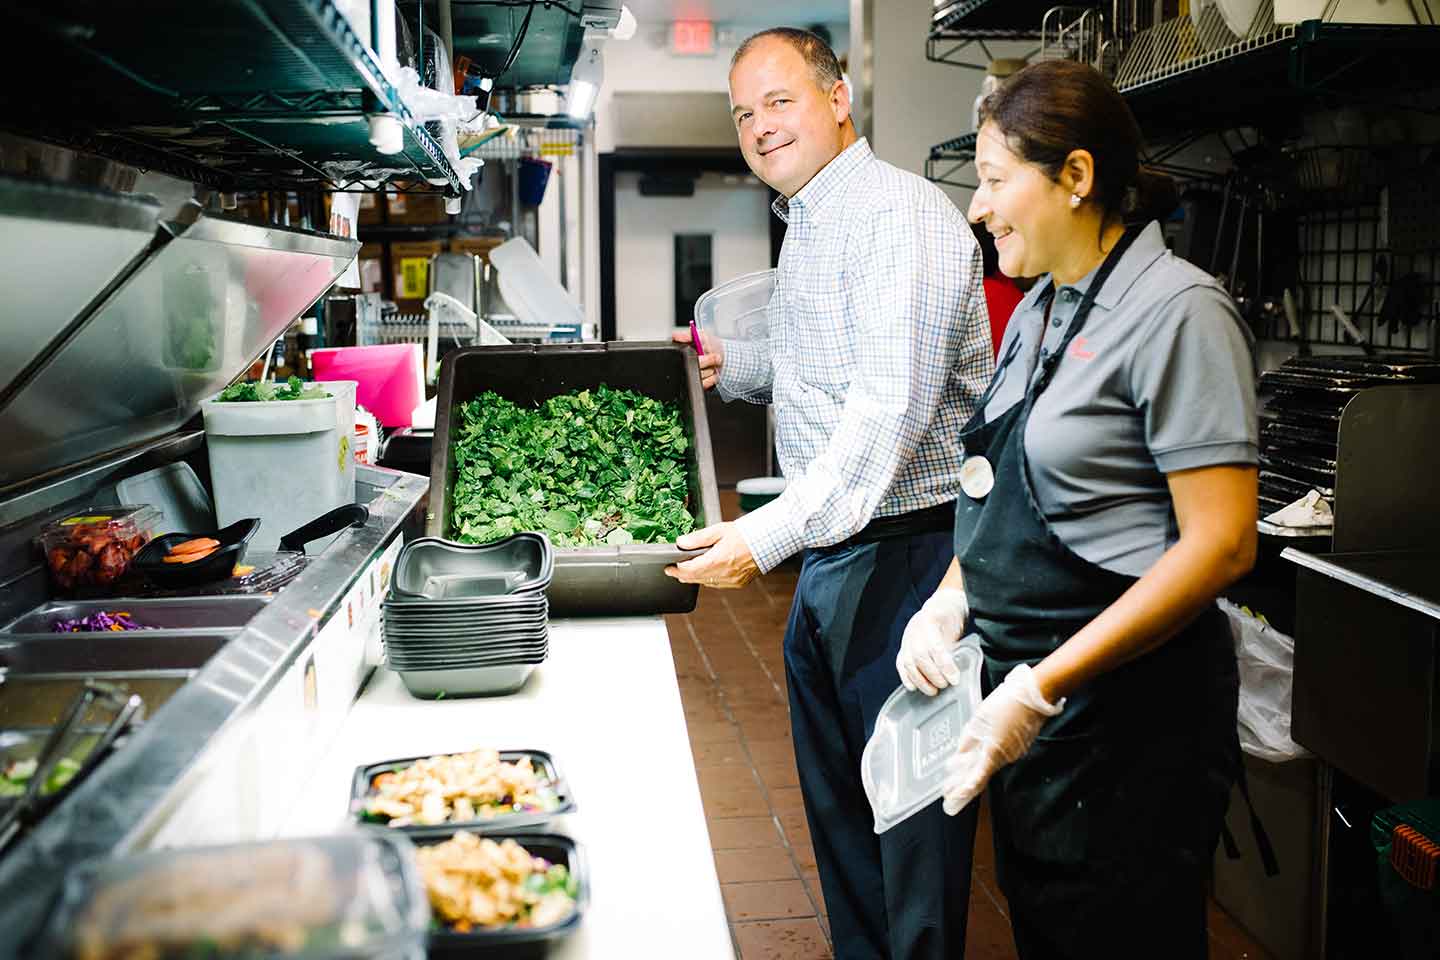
[978,59,1177,225]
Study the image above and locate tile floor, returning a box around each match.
[664,495,1276,960]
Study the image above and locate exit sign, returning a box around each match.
[671,19,714,56]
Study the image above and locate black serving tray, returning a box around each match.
[351,748,575,834]
[410,829,587,959]
[131,518,260,588]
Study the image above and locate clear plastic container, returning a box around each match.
[861,636,984,834]
[37,830,430,960]
[38,505,162,592]
[693,268,775,343]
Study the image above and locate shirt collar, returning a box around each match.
[771,137,874,225]
[1014,220,1169,314]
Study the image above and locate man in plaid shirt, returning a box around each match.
[666,27,994,960]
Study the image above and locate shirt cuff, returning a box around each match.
[1153,439,1259,473]
[734,499,802,574]
[716,338,767,401]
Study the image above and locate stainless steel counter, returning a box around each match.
[1282,548,1440,623]
[0,462,428,951]
[1283,547,1440,803]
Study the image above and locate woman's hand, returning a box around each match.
[896,586,970,696]
[941,662,1064,815]
[672,329,725,390]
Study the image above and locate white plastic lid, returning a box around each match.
[862,635,984,834]
[693,268,775,342]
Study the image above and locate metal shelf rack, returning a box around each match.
[925,133,978,190]
[1115,14,1440,140]
[0,0,466,195]
[928,0,1047,67]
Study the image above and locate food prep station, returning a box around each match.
[0,171,732,956]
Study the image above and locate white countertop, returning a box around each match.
[285,616,735,959]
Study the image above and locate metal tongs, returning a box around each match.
[0,681,144,855]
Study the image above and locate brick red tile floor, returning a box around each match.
[667,493,1275,960]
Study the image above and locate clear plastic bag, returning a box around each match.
[1219,598,1311,763]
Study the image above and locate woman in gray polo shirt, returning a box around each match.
[894,60,1259,957]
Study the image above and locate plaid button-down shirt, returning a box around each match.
[719,138,994,572]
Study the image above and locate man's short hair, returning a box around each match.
[731,27,843,93]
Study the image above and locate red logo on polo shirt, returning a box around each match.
[1068,336,1096,361]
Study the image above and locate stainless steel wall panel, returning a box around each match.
[0,176,160,399]
[0,214,357,489]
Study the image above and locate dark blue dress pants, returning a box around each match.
[784,531,977,960]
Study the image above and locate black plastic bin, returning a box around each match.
[428,342,722,616]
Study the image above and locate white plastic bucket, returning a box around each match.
[201,381,358,552]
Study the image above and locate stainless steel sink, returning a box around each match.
[0,633,228,674]
[0,675,193,729]
[0,633,229,729]
[1,597,269,634]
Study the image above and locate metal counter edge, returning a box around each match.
[0,465,430,952]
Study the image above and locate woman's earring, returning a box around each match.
[1069,193,1083,209]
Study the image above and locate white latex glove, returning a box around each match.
[895,586,969,696]
[941,662,1065,816]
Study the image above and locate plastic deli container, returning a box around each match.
[407,829,587,957]
[35,831,430,960]
[200,381,357,553]
[693,268,775,343]
[428,343,722,616]
[351,748,576,833]
[38,505,161,592]
[861,636,984,834]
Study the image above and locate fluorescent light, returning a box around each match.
[565,44,604,119]
[566,80,598,119]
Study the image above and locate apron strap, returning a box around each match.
[1219,761,1281,878]
[1238,762,1281,877]
[1029,225,1143,401]
[1220,822,1242,860]
[964,225,1144,433]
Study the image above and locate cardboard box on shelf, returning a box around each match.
[358,191,380,225]
[447,235,507,263]
[385,191,447,225]
[390,241,444,300]
[358,242,384,294]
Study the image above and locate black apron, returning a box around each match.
[952,229,1249,958]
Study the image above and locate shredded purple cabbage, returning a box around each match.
[51,611,153,633]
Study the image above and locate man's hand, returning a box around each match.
[672,329,725,391]
[941,663,1065,816]
[664,522,759,589]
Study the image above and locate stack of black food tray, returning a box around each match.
[381,533,553,698]
[1257,355,1440,516]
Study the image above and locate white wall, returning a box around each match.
[597,20,852,153]
[584,17,847,336]
[854,0,1028,215]
[613,171,774,340]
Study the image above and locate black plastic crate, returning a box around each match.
[428,342,722,616]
